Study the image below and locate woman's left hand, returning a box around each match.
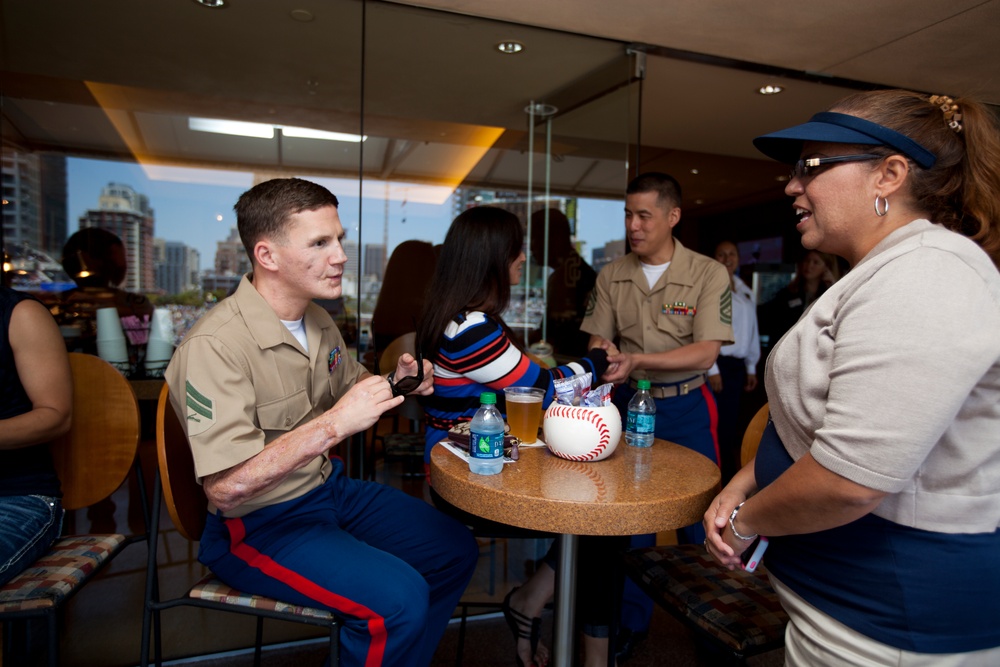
[703,490,746,569]
[703,463,759,569]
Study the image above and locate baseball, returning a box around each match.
[543,403,621,462]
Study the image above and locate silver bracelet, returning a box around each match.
[728,501,759,541]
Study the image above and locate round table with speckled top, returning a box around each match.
[430,437,721,667]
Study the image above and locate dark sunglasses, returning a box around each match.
[790,153,882,181]
[372,337,424,398]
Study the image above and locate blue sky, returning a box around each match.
[66,157,626,270]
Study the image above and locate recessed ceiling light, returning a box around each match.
[192,0,227,8]
[525,103,557,117]
[758,84,784,95]
[690,168,699,175]
[497,41,524,54]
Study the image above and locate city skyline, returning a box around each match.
[65,157,627,278]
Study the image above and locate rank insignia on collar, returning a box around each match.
[328,346,342,373]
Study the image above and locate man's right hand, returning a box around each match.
[203,375,405,513]
[327,374,405,436]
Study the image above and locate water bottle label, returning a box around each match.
[635,413,655,434]
[469,431,504,459]
[627,412,654,435]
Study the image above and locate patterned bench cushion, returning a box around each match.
[0,534,127,612]
[189,574,334,621]
[622,544,788,655]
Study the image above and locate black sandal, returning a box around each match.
[501,586,542,667]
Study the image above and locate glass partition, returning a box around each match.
[1,0,634,366]
[1,0,635,661]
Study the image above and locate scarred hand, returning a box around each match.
[327,374,404,436]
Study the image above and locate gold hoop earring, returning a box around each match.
[874,195,889,217]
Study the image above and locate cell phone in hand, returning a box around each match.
[740,536,768,572]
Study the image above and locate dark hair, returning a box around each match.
[530,208,574,262]
[61,227,127,287]
[831,90,1000,268]
[234,178,339,265]
[417,206,524,355]
[626,172,683,210]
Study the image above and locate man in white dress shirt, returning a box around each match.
[707,241,761,483]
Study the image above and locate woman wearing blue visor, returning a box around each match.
[704,89,1000,666]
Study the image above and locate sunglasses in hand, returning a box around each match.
[372,339,424,398]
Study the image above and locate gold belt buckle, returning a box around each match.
[680,383,690,396]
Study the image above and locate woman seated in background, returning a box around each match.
[705,89,1000,665]
[1,285,73,585]
[416,205,620,667]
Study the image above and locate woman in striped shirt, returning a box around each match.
[417,205,611,462]
[417,205,619,667]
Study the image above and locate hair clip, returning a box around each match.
[929,94,963,134]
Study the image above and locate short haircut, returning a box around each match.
[234,178,340,264]
[626,172,682,211]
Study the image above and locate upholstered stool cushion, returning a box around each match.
[622,544,788,656]
[0,534,127,612]
[189,574,333,620]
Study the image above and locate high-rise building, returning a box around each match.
[1,150,67,264]
[39,155,68,256]
[156,239,199,295]
[364,243,386,280]
[2,150,42,252]
[79,182,155,293]
[342,239,359,283]
[214,227,250,276]
[186,247,201,290]
[592,239,626,272]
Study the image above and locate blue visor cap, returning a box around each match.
[753,112,936,169]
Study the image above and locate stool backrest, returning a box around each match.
[155,382,208,541]
[740,402,770,467]
[50,353,140,510]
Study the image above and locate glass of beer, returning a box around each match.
[504,387,545,444]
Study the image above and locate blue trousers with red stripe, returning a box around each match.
[613,382,720,636]
[199,461,478,667]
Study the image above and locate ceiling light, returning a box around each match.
[192,0,227,7]
[497,41,524,54]
[690,168,699,175]
[189,117,365,142]
[281,126,366,142]
[758,84,784,95]
[189,118,274,139]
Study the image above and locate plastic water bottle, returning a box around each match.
[625,379,656,447]
[469,392,505,475]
